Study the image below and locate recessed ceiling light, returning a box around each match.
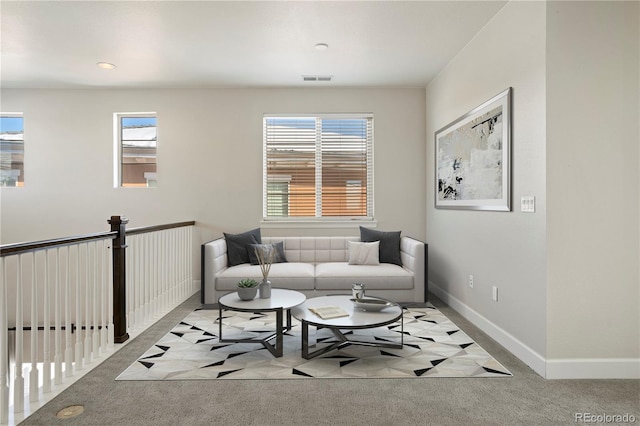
[314,43,329,51]
[97,62,116,70]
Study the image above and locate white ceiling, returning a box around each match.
[1,1,507,89]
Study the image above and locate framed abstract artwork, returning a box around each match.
[435,87,512,211]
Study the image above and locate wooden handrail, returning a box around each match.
[2,216,196,345]
[126,220,196,236]
[0,231,117,257]
[0,220,196,257]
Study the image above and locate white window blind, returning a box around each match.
[263,114,373,219]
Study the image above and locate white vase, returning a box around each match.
[259,279,271,299]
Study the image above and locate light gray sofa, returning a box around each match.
[201,235,427,304]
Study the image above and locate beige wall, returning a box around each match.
[546,1,639,372]
[425,1,547,373]
[427,0,639,378]
[0,88,427,276]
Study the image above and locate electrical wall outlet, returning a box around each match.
[492,286,499,301]
[469,275,474,288]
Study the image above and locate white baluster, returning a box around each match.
[149,233,156,319]
[157,231,162,316]
[184,228,189,296]
[175,229,179,305]
[92,242,99,358]
[14,255,24,413]
[65,247,73,377]
[84,244,91,365]
[178,229,183,302]
[140,234,145,324]
[129,236,135,331]
[178,229,183,303]
[169,230,175,307]
[169,229,173,306]
[163,230,168,311]
[156,233,161,312]
[1,258,10,424]
[54,248,62,385]
[43,252,51,393]
[182,228,191,300]
[163,231,168,308]
[126,236,133,335]
[29,252,39,402]
[137,235,143,327]
[174,229,179,303]
[143,233,148,324]
[184,228,189,297]
[75,245,83,371]
[100,241,107,353]
[138,235,143,327]
[107,240,114,349]
[133,236,139,329]
[182,228,187,295]
[187,226,195,294]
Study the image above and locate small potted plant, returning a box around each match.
[236,278,259,301]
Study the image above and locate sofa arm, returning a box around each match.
[400,236,428,303]
[201,237,228,304]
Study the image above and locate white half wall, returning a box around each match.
[426,1,547,373]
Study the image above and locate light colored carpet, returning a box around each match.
[116,304,511,380]
[18,293,640,426]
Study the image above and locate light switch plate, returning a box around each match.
[521,196,535,213]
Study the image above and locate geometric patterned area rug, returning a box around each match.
[116,304,511,380]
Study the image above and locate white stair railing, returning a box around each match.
[125,225,194,334]
[0,218,196,426]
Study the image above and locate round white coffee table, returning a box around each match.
[217,288,306,357]
[290,295,403,359]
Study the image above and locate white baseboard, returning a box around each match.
[429,281,547,377]
[192,279,201,295]
[546,358,640,379]
[430,281,640,379]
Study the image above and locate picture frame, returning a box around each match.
[435,87,512,211]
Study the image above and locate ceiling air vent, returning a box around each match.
[302,75,333,82]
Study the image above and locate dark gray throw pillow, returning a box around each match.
[359,226,402,266]
[224,228,262,266]
[247,242,288,265]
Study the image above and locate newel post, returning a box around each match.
[109,215,130,343]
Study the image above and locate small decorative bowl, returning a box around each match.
[350,298,393,312]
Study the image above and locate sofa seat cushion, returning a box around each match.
[215,262,315,292]
[315,262,413,290]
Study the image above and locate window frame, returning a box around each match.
[114,112,157,188]
[262,113,375,226]
[0,113,25,188]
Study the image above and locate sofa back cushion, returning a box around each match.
[262,236,359,263]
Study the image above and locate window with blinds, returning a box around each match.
[263,114,373,219]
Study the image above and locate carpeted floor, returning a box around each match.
[116,304,511,380]
[18,293,640,426]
